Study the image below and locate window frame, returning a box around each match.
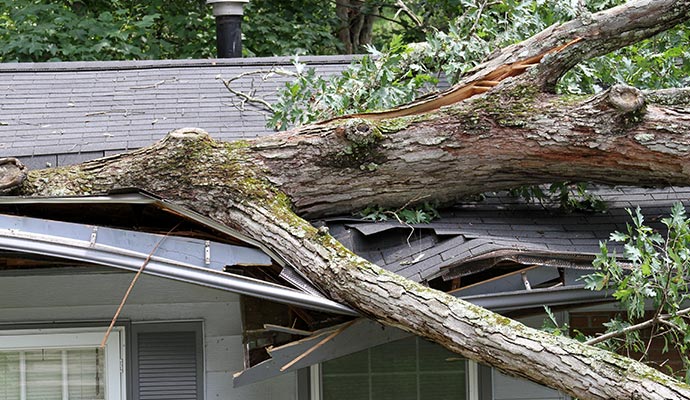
[0,326,126,400]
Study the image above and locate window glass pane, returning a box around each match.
[418,339,465,372]
[25,350,62,400]
[322,375,369,400]
[0,353,20,399]
[321,337,467,400]
[371,373,417,400]
[0,348,105,400]
[420,372,465,400]
[68,348,105,399]
[321,349,368,375]
[370,337,416,373]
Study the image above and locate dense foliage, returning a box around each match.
[242,0,342,57]
[0,0,216,61]
[0,0,464,60]
[584,204,690,382]
[265,0,690,130]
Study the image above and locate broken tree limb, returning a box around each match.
[254,83,690,217]
[319,38,583,122]
[0,158,26,193]
[12,125,690,399]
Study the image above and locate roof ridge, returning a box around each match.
[0,55,359,74]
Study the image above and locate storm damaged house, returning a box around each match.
[1,57,688,400]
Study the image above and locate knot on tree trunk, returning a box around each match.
[343,119,383,146]
[608,84,645,114]
[165,127,212,142]
[0,158,27,193]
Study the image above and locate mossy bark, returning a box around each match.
[255,82,690,217]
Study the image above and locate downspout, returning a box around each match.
[207,0,249,58]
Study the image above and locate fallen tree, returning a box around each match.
[3,0,690,399]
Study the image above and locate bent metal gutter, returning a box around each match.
[0,213,357,316]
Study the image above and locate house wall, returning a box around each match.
[0,270,297,400]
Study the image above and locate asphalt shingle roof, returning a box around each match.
[2,56,687,292]
[0,56,355,169]
[325,187,690,283]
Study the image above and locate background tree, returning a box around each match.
[0,0,216,61]
[0,0,471,60]
[242,0,343,56]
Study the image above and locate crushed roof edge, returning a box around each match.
[0,190,340,305]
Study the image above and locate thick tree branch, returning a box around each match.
[254,83,690,217]
[326,0,689,126]
[464,0,690,90]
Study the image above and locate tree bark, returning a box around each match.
[335,0,377,54]
[4,1,690,399]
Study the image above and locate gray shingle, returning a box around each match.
[0,55,358,159]
[322,186,690,283]
[57,151,105,166]
[18,154,58,169]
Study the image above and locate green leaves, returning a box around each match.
[242,0,342,57]
[269,38,437,130]
[508,182,606,212]
[357,202,440,224]
[0,0,216,62]
[584,203,690,382]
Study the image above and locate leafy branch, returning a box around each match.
[357,201,440,224]
[582,203,690,382]
[509,182,607,213]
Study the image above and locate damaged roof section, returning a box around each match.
[324,186,690,307]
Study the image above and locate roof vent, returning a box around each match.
[207,0,249,58]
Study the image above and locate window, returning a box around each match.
[319,336,467,400]
[0,327,125,400]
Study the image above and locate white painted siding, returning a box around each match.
[0,271,297,400]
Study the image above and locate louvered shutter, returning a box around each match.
[132,323,203,400]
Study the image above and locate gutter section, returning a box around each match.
[0,192,325,298]
[458,285,612,312]
[0,213,357,316]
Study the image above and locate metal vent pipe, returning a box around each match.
[207,0,249,58]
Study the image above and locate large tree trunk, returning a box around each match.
[4,1,690,399]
